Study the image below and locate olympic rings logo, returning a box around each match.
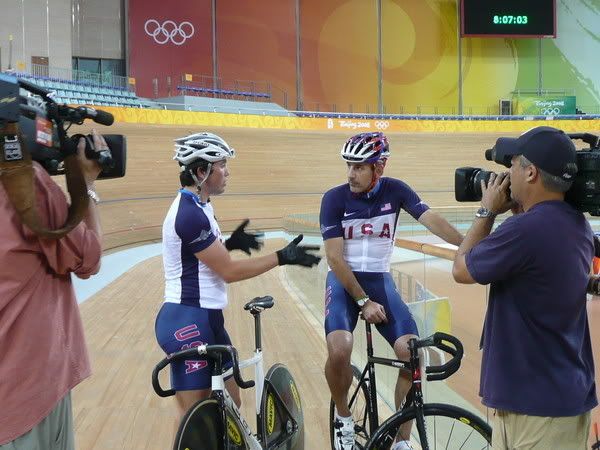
[541,107,561,115]
[144,19,195,46]
[375,121,389,130]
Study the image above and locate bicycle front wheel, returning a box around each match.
[365,403,492,450]
[174,398,251,450]
[329,365,373,449]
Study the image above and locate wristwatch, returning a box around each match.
[475,206,496,219]
[87,188,100,204]
[355,296,369,308]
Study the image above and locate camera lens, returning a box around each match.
[472,169,493,200]
[455,167,497,202]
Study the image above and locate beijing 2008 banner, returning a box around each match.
[128,0,212,98]
[514,96,577,116]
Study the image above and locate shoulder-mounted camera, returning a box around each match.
[455,132,600,216]
[0,73,127,238]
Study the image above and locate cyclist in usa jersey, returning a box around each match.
[321,132,463,450]
[155,132,321,419]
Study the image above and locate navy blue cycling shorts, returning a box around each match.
[155,303,233,391]
[324,271,418,345]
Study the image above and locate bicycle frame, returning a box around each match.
[355,322,421,435]
[153,297,304,450]
[346,322,469,449]
[206,307,302,450]
[221,310,266,419]
[210,378,263,450]
[210,311,266,449]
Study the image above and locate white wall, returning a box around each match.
[0,0,72,71]
[0,0,124,72]
[72,0,124,60]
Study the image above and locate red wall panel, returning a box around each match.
[128,0,213,97]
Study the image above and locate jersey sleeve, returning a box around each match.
[465,215,531,285]
[175,206,217,254]
[394,179,430,220]
[319,189,344,240]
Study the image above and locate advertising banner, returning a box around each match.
[514,96,577,116]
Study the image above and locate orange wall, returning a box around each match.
[216,0,297,109]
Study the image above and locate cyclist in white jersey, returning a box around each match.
[320,132,463,450]
[156,132,321,419]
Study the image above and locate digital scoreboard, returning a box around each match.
[461,0,556,38]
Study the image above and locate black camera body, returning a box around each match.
[564,139,600,216]
[454,167,494,203]
[0,73,126,179]
[455,133,600,216]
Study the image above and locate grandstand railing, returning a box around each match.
[301,102,600,116]
[152,74,288,108]
[293,110,600,120]
[27,63,131,90]
[143,101,600,120]
[152,101,292,117]
[511,88,576,96]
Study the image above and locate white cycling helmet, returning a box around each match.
[174,132,236,166]
[341,132,390,164]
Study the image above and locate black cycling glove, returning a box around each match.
[225,219,263,255]
[276,234,321,267]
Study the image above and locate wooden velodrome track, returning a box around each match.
[68,123,600,448]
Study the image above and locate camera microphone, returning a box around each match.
[76,107,114,126]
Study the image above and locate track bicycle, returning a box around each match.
[153,296,304,450]
[329,321,491,450]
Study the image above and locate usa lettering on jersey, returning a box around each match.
[319,178,429,272]
[342,214,394,240]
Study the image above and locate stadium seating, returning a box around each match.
[7,71,158,108]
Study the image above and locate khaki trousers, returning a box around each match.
[492,409,590,450]
[0,393,74,450]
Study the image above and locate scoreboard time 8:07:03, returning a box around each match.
[493,15,528,25]
[461,0,556,38]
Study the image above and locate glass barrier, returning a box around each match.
[388,239,491,422]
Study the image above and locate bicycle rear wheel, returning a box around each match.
[174,398,224,450]
[261,363,304,449]
[329,364,373,449]
[365,403,491,450]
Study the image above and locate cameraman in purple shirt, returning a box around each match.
[452,126,597,449]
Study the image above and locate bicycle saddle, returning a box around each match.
[244,296,274,311]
